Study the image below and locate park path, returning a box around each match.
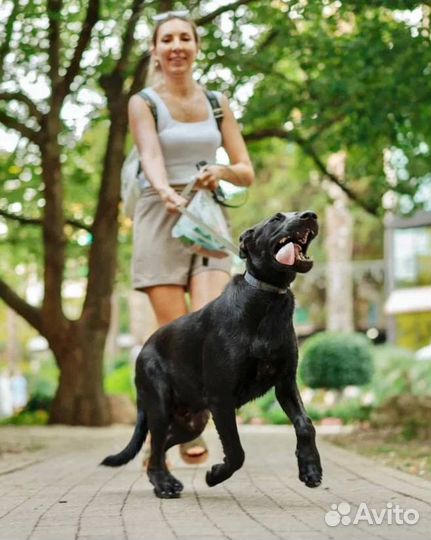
[0,425,429,540]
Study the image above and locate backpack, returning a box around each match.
[121,89,224,219]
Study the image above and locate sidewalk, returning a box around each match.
[0,425,429,540]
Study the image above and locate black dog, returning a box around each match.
[102,211,322,498]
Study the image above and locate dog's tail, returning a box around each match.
[101,409,148,467]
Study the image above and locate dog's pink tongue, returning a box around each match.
[276,242,296,265]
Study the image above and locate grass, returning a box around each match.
[325,427,431,481]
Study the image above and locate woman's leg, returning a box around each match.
[145,285,188,326]
[189,270,231,311]
[141,284,187,469]
[180,270,230,461]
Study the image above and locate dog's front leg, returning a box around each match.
[275,379,322,488]
[206,398,245,487]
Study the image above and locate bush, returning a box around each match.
[369,345,431,405]
[0,410,48,426]
[27,356,59,405]
[299,332,374,390]
[104,363,135,400]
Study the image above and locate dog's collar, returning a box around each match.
[244,271,289,295]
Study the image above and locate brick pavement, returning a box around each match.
[0,425,429,540]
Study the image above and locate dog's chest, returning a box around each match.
[255,358,279,380]
[235,356,282,407]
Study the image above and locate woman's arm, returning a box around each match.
[196,94,255,188]
[128,94,186,212]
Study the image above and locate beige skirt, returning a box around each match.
[132,187,232,291]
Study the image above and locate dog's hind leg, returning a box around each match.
[205,399,245,487]
[275,379,322,488]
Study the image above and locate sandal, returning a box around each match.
[179,436,209,465]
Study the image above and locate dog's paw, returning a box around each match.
[167,473,184,493]
[298,461,322,488]
[206,463,229,487]
[148,470,183,498]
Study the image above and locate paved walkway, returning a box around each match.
[0,425,429,540]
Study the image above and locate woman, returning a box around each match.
[129,11,254,464]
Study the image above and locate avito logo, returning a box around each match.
[325,502,420,527]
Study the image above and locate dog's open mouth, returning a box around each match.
[274,228,315,266]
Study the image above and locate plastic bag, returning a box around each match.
[172,189,232,258]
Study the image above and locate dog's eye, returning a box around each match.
[269,213,284,223]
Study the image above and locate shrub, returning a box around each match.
[0,410,48,426]
[27,356,59,404]
[104,363,135,400]
[299,332,374,390]
[369,344,431,405]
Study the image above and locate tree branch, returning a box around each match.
[244,128,296,142]
[0,110,41,145]
[294,133,378,215]
[0,278,43,334]
[196,0,257,25]
[244,128,378,215]
[0,209,93,233]
[0,0,20,83]
[60,0,100,100]
[115,0,147,78]
[129,51,150,96]
[47,0,63,96]
[0,92,42,122]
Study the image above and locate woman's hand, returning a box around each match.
[158,186,187,213]
[195,164,219,191]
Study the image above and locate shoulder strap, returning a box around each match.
[134,90,158,176]
[204,90,223,132]
[138,90,158,127]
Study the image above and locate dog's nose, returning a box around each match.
[300,211,317,220]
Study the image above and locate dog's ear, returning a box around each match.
[239,228,254,259]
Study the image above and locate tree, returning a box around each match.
[0,0,254,425]
[237,2,431,215]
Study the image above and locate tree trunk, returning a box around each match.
[49,322,111,426]
[324,152,354,332]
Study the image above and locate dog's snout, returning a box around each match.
[299,211,317,220]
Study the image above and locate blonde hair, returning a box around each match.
[145,55,162,86]
[151,14,199,46]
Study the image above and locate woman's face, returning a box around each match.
[152,18,198,76]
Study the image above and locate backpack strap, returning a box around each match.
[204,90,224,132]
[138,90,158,127]
[136,90,158,176]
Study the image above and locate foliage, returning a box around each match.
[241,2,431,216]
[0,409,48,426]
[299,332,374,389]
[307,400,373,424]
[237,389,372,425]
[26,356,59,403]
[238,389,287,424]
[368,344,431,404]
[104,362,135,400]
